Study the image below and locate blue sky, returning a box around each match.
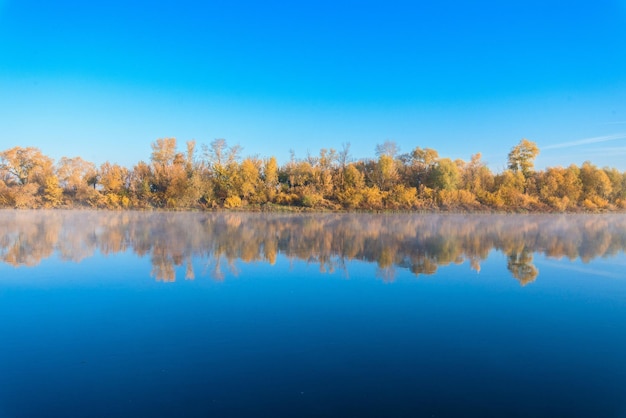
[1,0,625,170]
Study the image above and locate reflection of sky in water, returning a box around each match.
[1,212,626,417]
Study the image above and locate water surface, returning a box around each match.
[1,211,626,417]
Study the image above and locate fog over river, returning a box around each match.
[1,211,625,417]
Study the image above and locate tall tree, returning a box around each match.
[203,139,242,203]
[461,153,491,194]
[129,161,154,206]
[507,139,539,178]
[237,157,261,202]
[336,142,352,191]
[262,156,279,201]
[151,138,177,167]
[374,155,398,191]
[375,140,400,158]
[185,140,196,170]
[204,138,241,167]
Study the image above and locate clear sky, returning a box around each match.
[1,0,625,171]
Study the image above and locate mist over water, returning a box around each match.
[1,211,626,417]
[1,210,626,284]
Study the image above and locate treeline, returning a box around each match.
[1,138,625,211]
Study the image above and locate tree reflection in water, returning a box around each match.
[1,210,625,285]
[507,248,539,286]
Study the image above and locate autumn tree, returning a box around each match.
[204,139,242,204]
[315,148,337,198]
[290,160,320,207]
[98,162,130,208]
[398,146,439,188]
[129,161,154,207]
[373,154,398,191]
[579,161,612,209]
[149,138,199,208]
[507,139,539,178]
[262,156,279,202]
[150,138,175,205]
[236,157,262,203]
[0,146,58,208]
[162,153,192,207]
[181,140,208,208]
[42,176,63,208]
[386,184,418,209]
[0,146,54,186]
[151,138,177,167]
[460,153,494,196]
[492,169,528,209]
[429,158,459,191]
[603,167,626,202]
[537,166,582,210]
[185,140,197,170]
[336,142,352,191]
[337,163,366,208]
[56,156,98,204]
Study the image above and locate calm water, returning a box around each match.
[1,211,626,418]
